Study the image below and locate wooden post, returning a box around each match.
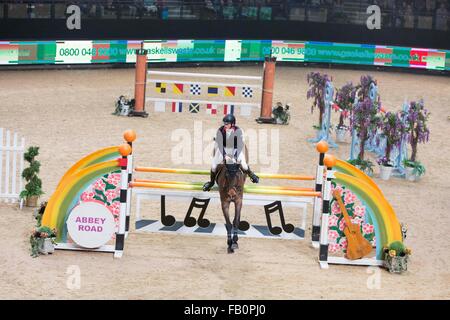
[256,56,277,124]
[131,48,149,117]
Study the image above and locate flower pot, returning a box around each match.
[336,128,346,143]
[379,165,393,181]
[384,254,408,274]
[405,167,417,182]
[119,104,130,116]
[26,196,39,207]
[38,238,55,255]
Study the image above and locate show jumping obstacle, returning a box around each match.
[41,131,403,269]
[132,49,276,120]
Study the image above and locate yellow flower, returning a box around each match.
[389,250,396,257]
[405,248,412,255]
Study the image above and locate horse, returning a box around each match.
[214,146,249,254]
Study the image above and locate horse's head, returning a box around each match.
[217,163,246,201]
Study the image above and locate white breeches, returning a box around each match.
[211,146,248,172]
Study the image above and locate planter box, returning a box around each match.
[379,165,393,181]
[384,254,408,274]
[26,196,38,207]
[405,167,417,182]
[38,238,55,255]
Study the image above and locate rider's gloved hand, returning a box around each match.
[249,172,259,183]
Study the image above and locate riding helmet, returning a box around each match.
[223,114,236,125]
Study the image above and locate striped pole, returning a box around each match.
[135,166,314,181]
[131,46,149,118]
[318,154,337,269]
[114,144,132,258]
[123,130,137,238]
[130,181,321,198]
[312,141,329,246]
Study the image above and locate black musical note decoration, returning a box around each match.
[184,197,211,228]
[238,220,250,231]
[160,195,176,226]
[263,201,295,235]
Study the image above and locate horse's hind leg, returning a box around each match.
[221,200,234,254]
[231,199,243,250]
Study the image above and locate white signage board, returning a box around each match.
[67,202,115,248]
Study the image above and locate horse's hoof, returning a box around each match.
[231,243,239,250]
[227,248,234,254]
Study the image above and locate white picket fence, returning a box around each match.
[0,128,25,203]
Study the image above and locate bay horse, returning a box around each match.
[214,146,249,254]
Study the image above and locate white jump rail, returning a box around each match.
[146,97,261,108]
[148,70,263,81]
[147,79,262,89]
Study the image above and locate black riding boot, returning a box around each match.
[202,170,217,191]
[245,167,259,183]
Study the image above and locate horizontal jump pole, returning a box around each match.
[146,98,260,108]
[148,70,262,81]
[134,167,315,181]
[130,181,321,198]
[134,178,315,192]
[147,79,262,89]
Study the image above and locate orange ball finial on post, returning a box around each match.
[324,154,337,168]
[316,140,329,154]
[123,130,137,143]
[119,144,132,157]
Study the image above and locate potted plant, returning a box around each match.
[403,100,430,182]
[377,111,406,181]
[30,226,57,257]
[403,159,426,182]
[20,146,44,207]
[383,241,412,274]
[348,157,375,176]
[307,72,332,128]
[334,82,356,142]
[377,156,394,180]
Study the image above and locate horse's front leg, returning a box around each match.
[221,200,234,254]
[231,198,243,250]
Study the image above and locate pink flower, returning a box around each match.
[328,230,339,242]
[362,223,374,235]
[94,180,106,190]
[328,215,339,227]
[331,202,341,215]
[351,217,363,226]
[353,205,366,218]
[339,237,348,249]
[108,201,120,213]
[105,189,119,202]
[344,191,357,205]
[107,174,121,186]
[328,243,341,253]
[80,192,95,201]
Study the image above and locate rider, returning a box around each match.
[202,114,260,191]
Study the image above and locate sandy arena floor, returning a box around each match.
[0,65,449,299]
